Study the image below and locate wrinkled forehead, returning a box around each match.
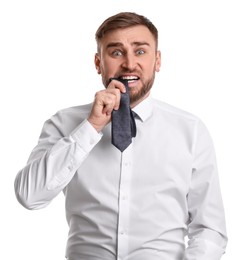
[97,25,157,52]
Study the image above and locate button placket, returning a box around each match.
[116,146,133,259]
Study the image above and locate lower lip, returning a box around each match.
[127,80,138,87]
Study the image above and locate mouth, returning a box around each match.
[118,75,140,84]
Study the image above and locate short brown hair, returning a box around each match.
[95,12,158,51]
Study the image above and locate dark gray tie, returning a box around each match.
[110,78,136,152]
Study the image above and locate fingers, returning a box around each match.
[107,79,126,94]
[87,80,126,132]
[100,79,126,113]
[106,79,126,111]
[95,88,120,115]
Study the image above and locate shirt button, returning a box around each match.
[119,230,125,235]
[124,162,131,167]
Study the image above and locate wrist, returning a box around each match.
[87,118,103,133]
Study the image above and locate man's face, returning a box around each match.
[95,25,161,107]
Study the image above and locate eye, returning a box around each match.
[136,49,145,55]
[112,50,123,57]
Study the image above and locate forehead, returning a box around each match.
[99,25,156,50]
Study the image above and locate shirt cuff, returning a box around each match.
[184,238,226,260]
[70,119,103,153]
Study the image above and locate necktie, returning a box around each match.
[110,78,137,152]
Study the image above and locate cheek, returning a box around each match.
[144,64,156,75]
[102,63,120,79]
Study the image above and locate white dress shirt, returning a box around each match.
[15,96,227,260]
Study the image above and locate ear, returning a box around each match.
[94,53,101,74]
[155,51,161,72]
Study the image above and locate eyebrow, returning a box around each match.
[106,41,150,49]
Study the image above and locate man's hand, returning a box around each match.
[87,80,126,132]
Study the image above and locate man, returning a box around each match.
[15,12,227,259]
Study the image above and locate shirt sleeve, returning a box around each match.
[14,116,102,210]
[184,120,228,259]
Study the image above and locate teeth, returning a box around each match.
[121,76,138,80]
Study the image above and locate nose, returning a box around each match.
[121,53,137,71]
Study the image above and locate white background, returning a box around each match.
[0,0,242,259]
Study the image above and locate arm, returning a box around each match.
[184,120,228,259]
[14,117,102,210]
[14,80,126,210]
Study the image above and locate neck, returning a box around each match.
[130,91,150,109]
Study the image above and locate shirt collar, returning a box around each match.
[132,96,153,122]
